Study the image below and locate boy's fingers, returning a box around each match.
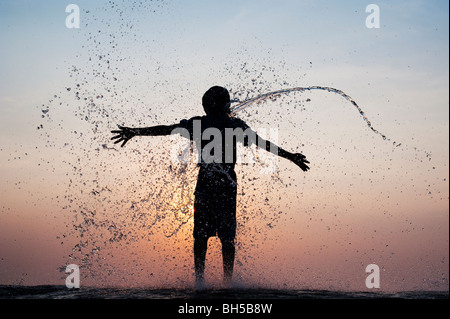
[111,135,121,140]
[111,130,122,134]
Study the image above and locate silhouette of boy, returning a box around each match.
[111,86,309,288]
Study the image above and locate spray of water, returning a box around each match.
[26,1,436,289]
[231,86,390,142]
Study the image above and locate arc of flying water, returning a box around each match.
[230,86,390,142]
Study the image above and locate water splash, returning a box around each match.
[230,86,390,142]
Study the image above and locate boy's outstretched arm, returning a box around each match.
[252,133,310,172]
[111,124,179,147]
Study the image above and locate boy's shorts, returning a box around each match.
[193,166,237,241]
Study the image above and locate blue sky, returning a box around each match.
[1,0,447,158]
[1,0,448,88]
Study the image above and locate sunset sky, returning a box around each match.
[0,0,448,291]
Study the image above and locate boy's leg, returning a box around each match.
[194,236,208,288]
[221,237,235,286]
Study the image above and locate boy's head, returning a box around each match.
[202,86,231,115]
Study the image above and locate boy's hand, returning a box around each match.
[111,125,137,147]
[290,153,310,172]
